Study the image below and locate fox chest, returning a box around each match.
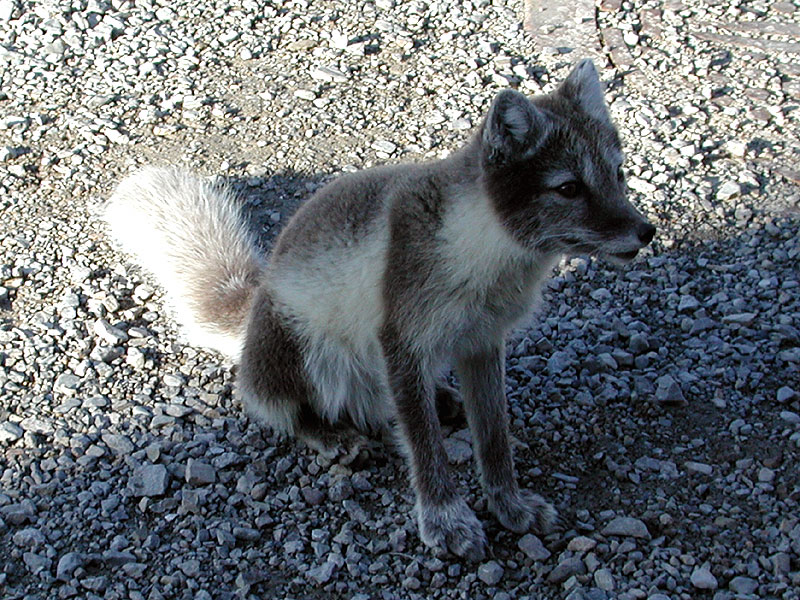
[409,255,556,358]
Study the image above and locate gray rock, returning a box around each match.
[236,471,261,495]
[757,467,775,482]
[477,560,504,585]
[590,287,612,301]
[402,576,421,590]
[301,487,325,506]
[728,576,758,595]
[780,410,800,425]
[678,294,700,311]
[771,552,791,575]
[328,477,353,502]
[547,350,573,373]
[19,416,54,434]
[594,568,615,591]
[185,459,216,485]
[310,65,347,83]
[601,516,651,539]
[351,472,372,491]
[162,373,184,387]
[655,375,687,405]
[567,535,597,552]
[547,557,586,584]
[12,527,45,547]
[80,576,108,592]
[93,318,128,343]
[371,140,397,154]
[23,551,51,573]
[102,433,134,454]
[443,436,473,463]
[716,181,741,201]
[518,533,551,560]
[126,347,146,369]
[233,527,260,541]
[54,373,81,395]
[721,312,757,325]
[57,552,84,581]
[342,499,368,523]
[777,386,796,403]
[2,501,36,525]
[179,559,201,578]
[389,527,407,552]
[165,403,193,417]
[0,421,23,443]
[690,566,718,589]
[685,461,713,475]
[635,456,662,472]
[628,333,650,354]
[307,560,337,584]
[130,464,169,497]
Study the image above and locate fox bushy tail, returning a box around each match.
[104,167,265,359]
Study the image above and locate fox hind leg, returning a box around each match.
[237,288,327,443]
[237,286,374,464]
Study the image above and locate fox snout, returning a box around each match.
[603,217,656,263]
[637,221,656,246]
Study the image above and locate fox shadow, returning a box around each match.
[218,169,333,252]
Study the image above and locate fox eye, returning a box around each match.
[555,181,582,199]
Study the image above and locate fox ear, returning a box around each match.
[483,89,548,165]
[559,59,611,124]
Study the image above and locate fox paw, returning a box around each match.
[417,498,487,561]
[299,427,372,467]
[489,488,557,535]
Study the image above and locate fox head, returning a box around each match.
[479,59,655,264]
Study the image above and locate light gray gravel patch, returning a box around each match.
[1,0,799,599]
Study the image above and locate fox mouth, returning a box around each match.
[609,249,639,261]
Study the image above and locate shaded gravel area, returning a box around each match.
[1,1,799,599]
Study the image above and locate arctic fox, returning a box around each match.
[105,59,655,560]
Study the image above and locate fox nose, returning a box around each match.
[637,222,656,246]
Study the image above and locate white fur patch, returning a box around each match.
[418,185,554,353]
[240,390,299,435]
[105,167,263,360]
[270,226,393,427]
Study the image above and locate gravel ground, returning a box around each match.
[1,1,799,599]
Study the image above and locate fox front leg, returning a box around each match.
[456,344,557,534]
[380,325,487,561]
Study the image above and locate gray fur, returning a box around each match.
[558,58,612,126]
[104,60,655,560]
